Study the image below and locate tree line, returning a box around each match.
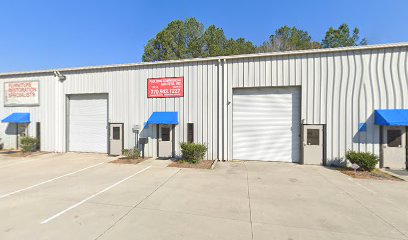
[143,18,367,62]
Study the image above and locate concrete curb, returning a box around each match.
[210,160,218,170]
[378,169,406,181]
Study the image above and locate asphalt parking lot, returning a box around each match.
[0,153,407,240]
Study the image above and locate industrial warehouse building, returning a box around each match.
[0,43,407,169]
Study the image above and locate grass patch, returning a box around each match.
[168,160,214,169]
[338,168,403,181]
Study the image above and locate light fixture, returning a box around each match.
[54,71,66,81]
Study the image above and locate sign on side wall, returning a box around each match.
[4,81,40,106]
[147,77,184,98]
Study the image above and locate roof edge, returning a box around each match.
[1,42,408,77]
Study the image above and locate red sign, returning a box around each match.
[147,77,184,98]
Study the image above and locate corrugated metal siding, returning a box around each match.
[222,47,408,164]
[60,61,219,159]
[0,74,58,151]
[0,46,407,164]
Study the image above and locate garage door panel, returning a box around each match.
[69,94,108,153]
[233,87,300,162]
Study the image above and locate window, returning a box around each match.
[387,129,401,147]
[112,127,121,140]
[18,124,28,137]
[187,123,194,143]
[307,129,319,145]
[161,127,170,141]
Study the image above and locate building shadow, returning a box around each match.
[352,112,380,144]
[5,123,17,135]
[138,124,158,157]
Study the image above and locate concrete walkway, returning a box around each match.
[0,154,407,240]
[383,169,408,181]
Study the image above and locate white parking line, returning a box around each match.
[0,162,105,200]
[40,166,152,224]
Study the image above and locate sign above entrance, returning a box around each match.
[4,81,40,106]
[147,77,184,98]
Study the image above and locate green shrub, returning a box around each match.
[180,142,207,164]
[122,148,140,159]
[345,150,379,171]
[20,137,39,153]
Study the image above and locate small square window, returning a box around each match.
[387,129,401,147]
[307,129,320,145]
[161,127,170,141]
[112,127,121,140]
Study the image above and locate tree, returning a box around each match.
[322,23,367,48]
[225,38,256,55]
[203,25,227,57]
[142,18,257,61]
[258,26,321,53]
[142,20,187,61]
[143,19,202,61]
[184,18,205,58]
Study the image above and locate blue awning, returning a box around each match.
[375,109,408,126]
[146,112,178,125]
[1,113,30,123]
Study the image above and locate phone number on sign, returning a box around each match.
[150,88,181,95]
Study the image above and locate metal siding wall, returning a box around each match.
[1,46,407,164]
[0,74,57,151]
[0,62,220,160]
[225,47,408,164]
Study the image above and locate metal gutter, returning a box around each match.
[1,42,407,77]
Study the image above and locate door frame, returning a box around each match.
[16,123,29,150]
[108,123,124,156]
[232,86,302,162]
[301,124,326,166]
[379,126,384,168]
[36,122,41,151]
[380,126,408,170]
[406,126,408,170]
[156,124,175,158]
[65,93,109,153]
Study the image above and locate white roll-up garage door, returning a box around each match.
[233,87,300,162]
[68,94,108,153]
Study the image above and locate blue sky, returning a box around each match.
[0,0,407,73]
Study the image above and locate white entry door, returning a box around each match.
[233,87,301,162]
[69,94,108,153]
[109,123,123,156]
[17,123,29,149]
[158,125,173,158]
[383,126,407,169]
[302,125,324,165]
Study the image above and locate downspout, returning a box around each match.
[224,58,227,161]
[217,58,221,161]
